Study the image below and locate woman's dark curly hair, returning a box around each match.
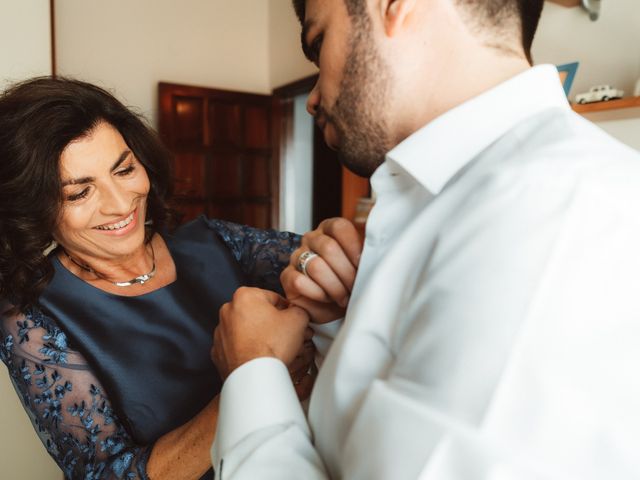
[0,77,175,313]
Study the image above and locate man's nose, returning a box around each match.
[306,80,320,116]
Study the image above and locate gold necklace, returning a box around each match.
[64,244,156,287]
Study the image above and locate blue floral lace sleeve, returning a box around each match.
[205,219,301,295]
[0,304,151,480]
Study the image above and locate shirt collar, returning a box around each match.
[384,65,571,195]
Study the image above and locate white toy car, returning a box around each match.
[575,85,624,104]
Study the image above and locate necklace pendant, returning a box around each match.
[65,244,157,288]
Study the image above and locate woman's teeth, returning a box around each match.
[96,212,135,231]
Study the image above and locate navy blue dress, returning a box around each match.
[0,217,300,479]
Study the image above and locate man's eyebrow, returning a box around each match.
[301,19,316,62]
[61,150,131,187]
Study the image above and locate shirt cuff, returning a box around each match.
[213,357,309,464]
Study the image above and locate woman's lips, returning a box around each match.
[93,209,139,236]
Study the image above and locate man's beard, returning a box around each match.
[325,19,393,178]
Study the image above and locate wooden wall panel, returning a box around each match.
[159,82,277,228]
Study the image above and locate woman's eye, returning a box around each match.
[67,187,90,202]
[116,164,136,176]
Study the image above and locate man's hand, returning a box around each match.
[212,287,310,380]
[281,218,363,324]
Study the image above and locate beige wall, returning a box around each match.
[269,0,317,89]
[0,0,52,89]
[55,0,272,126]
[0,2,61,477]
[532,0,640,150]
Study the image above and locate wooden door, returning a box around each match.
[273,75,370,228]
[158,83,279,228]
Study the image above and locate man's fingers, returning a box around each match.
[232,286,287,307]
[281,304,311,326]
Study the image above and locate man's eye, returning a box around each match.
[310,34,323,64]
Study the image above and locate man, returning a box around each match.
[211,0,640,478]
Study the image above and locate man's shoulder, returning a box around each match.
[473,107,640,199]
[428,109,640,243]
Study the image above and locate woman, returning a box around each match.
[0,77,313,479]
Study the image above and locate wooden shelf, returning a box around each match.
[547,0,580,6]
[571,96,640,122]
[572,96,640,114]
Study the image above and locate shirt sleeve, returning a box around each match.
[211,357,329,479]
[205,219,301,295]
[0,305,152,480]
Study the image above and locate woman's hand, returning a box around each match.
[288,328,317,401]
[281,218,363,324]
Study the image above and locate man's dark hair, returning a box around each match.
[292,0,544,63]
[0,77,175,313]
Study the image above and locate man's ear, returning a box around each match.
[379,0,418,37]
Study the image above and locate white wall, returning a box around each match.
[282,95,314,233]
[55,0,272,126]
[532,0,640,151]
[0,2,61,477]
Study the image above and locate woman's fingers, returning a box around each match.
[302,234,357,293]
[293,361,317,401]
[284,217,364,310]
[293,251,350,307]
[282,265,331,303]
[289,296,345,325]
[316,218,363,268]
[289,340,315,379]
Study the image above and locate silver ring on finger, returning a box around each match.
[297,250,319,277]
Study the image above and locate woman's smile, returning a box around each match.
[94,208,138,235]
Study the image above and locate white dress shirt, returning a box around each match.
[211,65,640,479]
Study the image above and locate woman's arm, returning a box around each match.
[146,397,219,480]
[205,219,301,294]
[0,306,152,479]
[1,305,219,480]
[1,303,312,480]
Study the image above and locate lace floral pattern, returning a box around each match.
[0,306,152,480]
[207,219,301,295]
[0,220,300,479]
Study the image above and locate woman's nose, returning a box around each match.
[100,183,130,215]
[306,80,320,117]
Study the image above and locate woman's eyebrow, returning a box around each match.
[61,150,131,187]
[110,150,132,173]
